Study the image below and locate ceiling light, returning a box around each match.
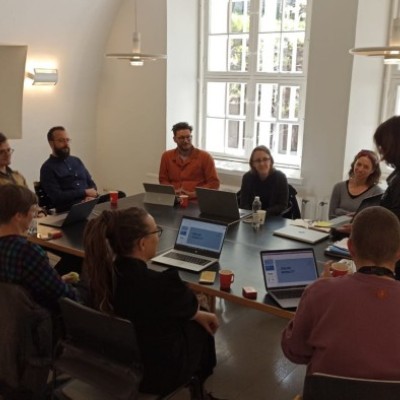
[106,0,166,66]
[350,17,400,64]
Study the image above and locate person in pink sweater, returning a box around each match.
[282,206,400,380]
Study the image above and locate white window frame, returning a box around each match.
[198,0,312,177]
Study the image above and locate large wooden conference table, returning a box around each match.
[31,194,335,319]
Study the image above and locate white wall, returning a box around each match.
[96,0,167,195]
[0,0,122,190]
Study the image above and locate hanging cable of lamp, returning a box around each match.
[106,0,166,66]
[350,1,400,64]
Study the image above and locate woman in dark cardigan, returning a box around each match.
[240,145,289,216]
[83,207,218,398]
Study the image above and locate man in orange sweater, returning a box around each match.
[159,122,220,199]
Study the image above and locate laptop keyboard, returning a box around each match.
[164,251,209,266]
[273,289,304,299]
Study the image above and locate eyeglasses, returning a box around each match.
[0,148,14,156]
[252,157,271,164]
[144,226,163,238]
[52,138,71,144]
[175,135,192,141]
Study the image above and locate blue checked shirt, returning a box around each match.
[0,235,78,309]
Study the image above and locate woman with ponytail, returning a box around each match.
[83,207,219,398]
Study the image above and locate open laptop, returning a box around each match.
[329,193,384,227]
[38,198,98,228]
[273,224,329,244]
[151,216,228,272]
[260,248,319,308]
[143,183,176,206]
[196,187,252,225]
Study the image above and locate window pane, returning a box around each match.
[228,83,246,116]
[279,85,299,120]
[206,118,225,152]
[278,123,288,154]
[281,32,304,72]
[259,0,282,32]
[258,33,280,72]
[229,36,249,71]
[256,83,278,119]
[228,120,240,148]
[231,0,250,33]
[208,36,228,71]
[256,121,275,149]
[291,124,299,154]
[282,0,307,31]
[209,0,229,34]
[207,82,227,117]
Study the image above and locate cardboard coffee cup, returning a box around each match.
[257,210,267,225]
[219,269,235,291]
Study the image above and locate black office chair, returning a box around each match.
[33,181,55,214]
[0,283,52,400]
[281,184,301,220]
[301,373,400,400]
[53,298,191,400]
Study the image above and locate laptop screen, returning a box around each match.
[260,249,318,289]
[176,217,227,254]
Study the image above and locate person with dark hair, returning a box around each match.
[282,206,400,380]
[239,145,288,215]
[40,126,98,211]
[83,207,219,398]
[159,122,220,199]
[0,184,78,310]
[374,115,400,218]
[0,132,27,187]
[329,149,383,218]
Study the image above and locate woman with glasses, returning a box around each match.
[83,207,219,398]
[0,132,27,187]
[239,145,289,215]
[329,149,383,218]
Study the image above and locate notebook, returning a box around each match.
[143,183,176,206]
[151,216,228,272]
[38,198,98,228]
[260,248,319,308]
[273,224,329,244]
[196,187,252,225]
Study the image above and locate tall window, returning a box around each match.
[200,0,310,170]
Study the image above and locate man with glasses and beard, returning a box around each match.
[159,122,220,199]
[40,126,98,212]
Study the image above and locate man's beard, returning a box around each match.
[54,147,70,159]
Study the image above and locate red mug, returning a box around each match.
[109,191,118,207]
[331,262,349,277]
[219,269,235,291]
[179,195,189,208]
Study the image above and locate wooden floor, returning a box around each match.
[52,295,305,400]
[204,299,306,400]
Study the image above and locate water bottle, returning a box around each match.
[252,196,262,230]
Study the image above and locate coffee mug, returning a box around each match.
[179,195,189,208]
[109,191,118,207]
[219,269,235,291]
[331,262,350,277]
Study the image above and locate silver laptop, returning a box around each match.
[260,248,319,308]
[143,183,176,206]
[38,198,98,228]
[196,187,252,225]
[273,224,329,244]
[151,216,228,272]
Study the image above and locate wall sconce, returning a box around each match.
[26,68,58,85]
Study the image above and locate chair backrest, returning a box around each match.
[303,373,400,400]
[0,283,52,398]
[33,181,55,212]
[281,184,301,219]
[56,298,143,400]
